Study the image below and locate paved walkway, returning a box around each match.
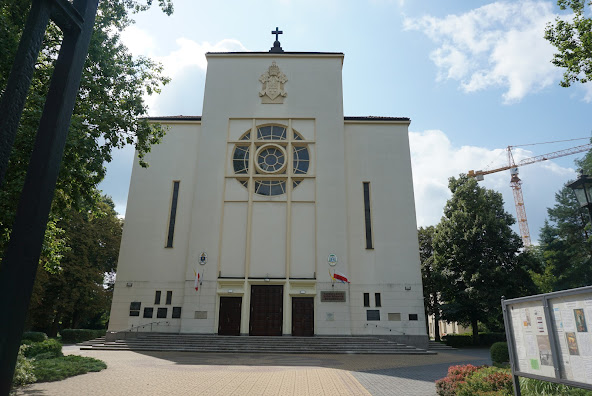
[15,347,491,396]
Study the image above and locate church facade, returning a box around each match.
[108,38,428,347]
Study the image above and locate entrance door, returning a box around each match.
[249,285,283,336]
[292,297,314,336]
[218,297,242,336]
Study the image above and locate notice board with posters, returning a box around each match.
[503,286,592,392]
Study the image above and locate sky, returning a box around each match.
[98,0,592,244]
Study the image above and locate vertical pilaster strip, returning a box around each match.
[241,119,256,335]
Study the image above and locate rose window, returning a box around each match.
[232,125,309,196]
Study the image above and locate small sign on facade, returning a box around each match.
[321,291,346,302]
[328,254,337,267]
[199,252,207,265]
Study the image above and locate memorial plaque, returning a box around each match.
[321,291,346,302]
[194,311,208,319]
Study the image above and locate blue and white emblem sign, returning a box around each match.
[328,254,337,267]
[199,252,208,265]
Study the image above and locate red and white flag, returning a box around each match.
[333,270,350,284]
[194,270,200,291]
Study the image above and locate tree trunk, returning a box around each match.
[49,310,61,338]
[434,306,441,342]
[472,318,479,345]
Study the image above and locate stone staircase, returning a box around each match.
[80,333,436,355]
[427,340,456,351]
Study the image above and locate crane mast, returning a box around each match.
[468,142,592,247]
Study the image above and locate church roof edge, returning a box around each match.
[206,51,344,56]
[344,116,410,121]
[145,116,409,123]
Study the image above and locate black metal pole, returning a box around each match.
[0,0,53,188]
[0,0,99,392]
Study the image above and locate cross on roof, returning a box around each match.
[269,27,284,53]
[272,27,283,42]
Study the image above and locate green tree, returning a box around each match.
[0,0,172,268]
[538,148,592,291]
[418,226,444,341]
[433,175,537,344]
[545,0,592,87]
[27,196,122,335]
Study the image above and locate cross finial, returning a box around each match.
[270,27,284,53]
[272,27,283,41]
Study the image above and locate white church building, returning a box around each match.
[108,32,428,348]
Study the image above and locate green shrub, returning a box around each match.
[436,364,484,396]
[60,329,106,343]
[479,333,506,346]
[443,333,506,348]
[443,335,473,348]
[490,342,509,364]
[520,377,592,396]
[12,345,36,388]
[456,366,513,396]
[22,339,62,359]
[21,332,48,343]
[33,355,107,382]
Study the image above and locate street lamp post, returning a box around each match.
[567,172,592,222]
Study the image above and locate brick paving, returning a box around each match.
[15,347,491,396]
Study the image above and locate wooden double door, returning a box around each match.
[292,297,314,336]
[249,285,283,336]
[218,297,242,336]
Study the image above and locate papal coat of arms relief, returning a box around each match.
[259,61,287,104]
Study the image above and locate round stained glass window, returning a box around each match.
[232,125,310,196]
[256,144,287,174]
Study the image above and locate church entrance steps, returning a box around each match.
[427,340,456,351]
[80,334,436,355]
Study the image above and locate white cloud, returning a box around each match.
[409,129,576,243]
[119,27,248,115]
[156,38,248,77]
[404,1,561,103]
[120,25,154,56]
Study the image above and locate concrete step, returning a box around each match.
[428,341,456,350]
[81,334,435,355]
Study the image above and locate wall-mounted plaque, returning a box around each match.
[321,291,346,302]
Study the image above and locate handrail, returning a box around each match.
[364,322,406,335]
[124,320,171,333]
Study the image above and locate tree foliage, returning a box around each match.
[418,226,444,341]
[538,148,592,291]
[545,0,592,87]
[433,176,538,343]
[0,0,172,268]
[27,196,122,335]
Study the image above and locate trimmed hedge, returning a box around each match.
[60,329,106,343]
[444,332,506,348]
[22,339,62,359]
[33,355,107,382]
[21,332,48,343]
[491,342,509,364]
[12,345,36,387]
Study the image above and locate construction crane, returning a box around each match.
[468,142,592,247]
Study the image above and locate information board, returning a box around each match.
[503,286,592,391]
[548,292,592,385]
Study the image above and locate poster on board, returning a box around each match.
[508,301,555,378]
[548,294,592,385]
